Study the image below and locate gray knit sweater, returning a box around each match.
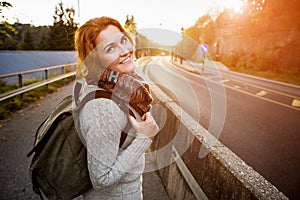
[78,84,152,200]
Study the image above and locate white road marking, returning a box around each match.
[292,99,300,108]
[256,90,267,97]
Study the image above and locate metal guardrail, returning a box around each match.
[0,63,77,102]
[171,146,208,200]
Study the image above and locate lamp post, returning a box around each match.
[77,0,80,25]
[135,32,139,59]
[180,27,184,64]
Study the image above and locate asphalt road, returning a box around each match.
[140,56,300,200]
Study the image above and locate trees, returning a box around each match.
[23,29,34,50]
[45,2,78,50]
[0,1,77,50]
[0,1,18,37]
[185,15,215,44]
[0,1,18,49]
[181,15,215,61]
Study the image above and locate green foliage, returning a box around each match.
[185,15,214,43]
[0,1,19,46]
[0,96,23,119]
[221,47,300,86]
[0,21,18,37]
[0,80,17,94]
[2,36,17,49]
[0,1,78,50]
[38,32,47,49]
[23,29,35,49]
[46,2,78,50]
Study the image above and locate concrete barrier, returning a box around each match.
[148,84,288,200]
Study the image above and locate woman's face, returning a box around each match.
[96,25,136,74]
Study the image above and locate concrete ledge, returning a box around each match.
[149,83,288,200]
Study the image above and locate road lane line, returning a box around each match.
[292,99,300,108]
[225,84,300,111]
[256,90,267,97]
[222,75,300,99]
[162,57,300,111]
[221,79,229,83]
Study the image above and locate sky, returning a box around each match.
[3,0,244,44]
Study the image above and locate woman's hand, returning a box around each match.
[128,112,159,139]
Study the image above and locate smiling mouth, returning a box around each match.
[120,56,131,64]
[120,52,133,64]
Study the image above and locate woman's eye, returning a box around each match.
[121,36,128,44]
[106,46,114,53]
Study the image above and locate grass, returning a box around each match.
[221,52,300,86]
[0,77,74,120]
[229,67,300,86]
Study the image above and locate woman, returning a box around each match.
[74,16,159,199]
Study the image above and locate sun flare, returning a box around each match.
[218,0,244,13]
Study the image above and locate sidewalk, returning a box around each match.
[0,82,169,200]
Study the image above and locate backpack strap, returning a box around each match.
[32,169,44,200]
[73,82,113,110]
[76,89,112,110]
[74,81,82,106]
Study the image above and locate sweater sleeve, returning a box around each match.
[79,98,152,190]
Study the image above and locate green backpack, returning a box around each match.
[27,83,127,199]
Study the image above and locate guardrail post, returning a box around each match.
[61,66,65,74]
[61,66,65,85]
[18,73,24,100]
[45,69,48,89]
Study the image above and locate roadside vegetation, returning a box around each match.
[221,50,300,86]
[230,67,300,86]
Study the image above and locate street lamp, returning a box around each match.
[135,32,139,59]
[180,27,184,64]
[77,0,80,25]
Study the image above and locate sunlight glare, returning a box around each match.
[217,0,244,13]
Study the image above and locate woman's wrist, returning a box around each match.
[136,132,153,140]
[128,134,152,154]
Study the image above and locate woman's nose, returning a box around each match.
[119,44,130,56]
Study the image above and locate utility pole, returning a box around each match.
[180,27,184,64]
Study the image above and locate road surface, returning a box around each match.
[138,56,300,200]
